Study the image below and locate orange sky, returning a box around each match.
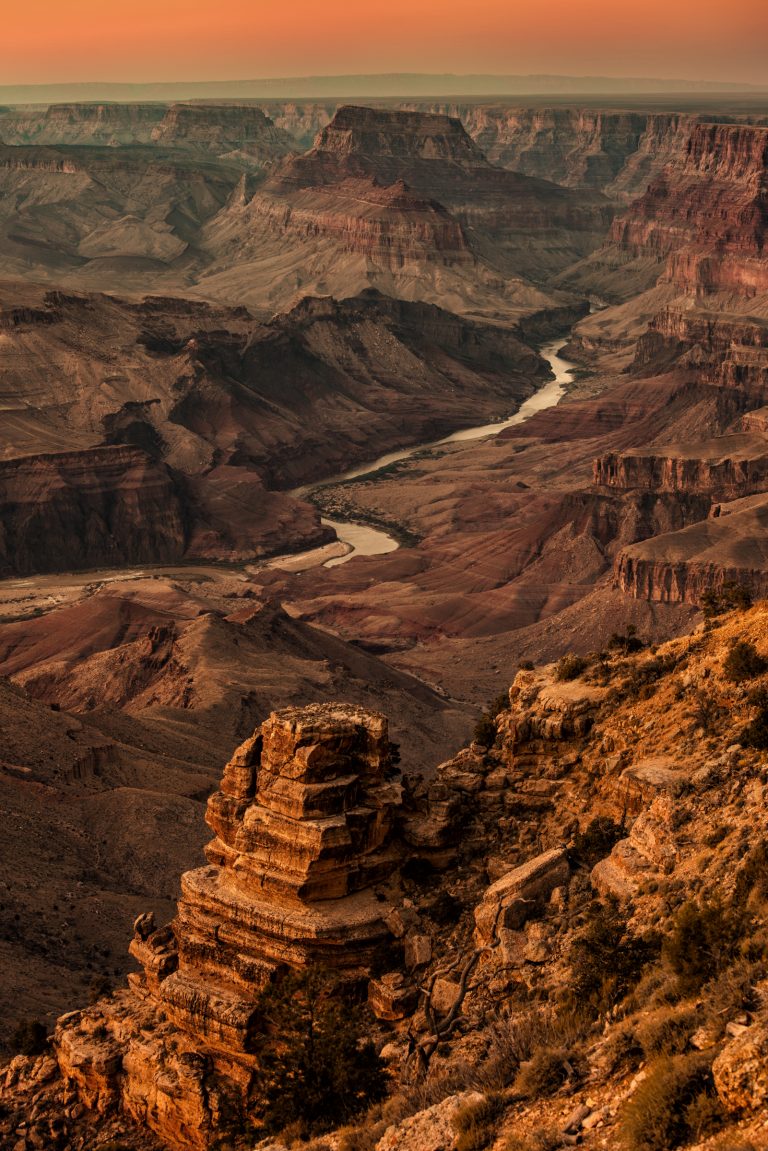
[4,0,767,86]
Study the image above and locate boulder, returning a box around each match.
[474,848,569,946]
[713,1019,768,1113]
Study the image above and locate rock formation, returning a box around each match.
[6,705,404,1149]
[150,103,294,165]
[155,704,404,1051]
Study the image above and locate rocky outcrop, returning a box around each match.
[632,308,768,390]
[615,494,768,604]
[474,848,569,943]
[594,433,768,500]
[151,104,294,165]
[0,102,165,146]
[25,706,405,1149]
[0,446,189,574]
[713,1011,768,1113]
[166,704,403,1035]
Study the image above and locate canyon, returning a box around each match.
[1,91,768,1151]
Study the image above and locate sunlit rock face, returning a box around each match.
[133,704,403,1056]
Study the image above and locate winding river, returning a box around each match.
[0,339,577,616]
[299,337,577,569]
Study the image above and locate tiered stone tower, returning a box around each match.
[129,704,403,1058]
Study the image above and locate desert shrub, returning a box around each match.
[453,1095,506,1151]
[704,824,729,847]
[503,1129,563,1151]
[572,815,623,868]
[519,660,535,671]
[477,1005,591,1090]
[702,959,765,1031]
[474,714,498,747]
[684,1091,727,1141]
[337,1120,388,1151]
[619,1053,720,1151]
[733,839,768,907]
[723,639,767,682]
[602,1021,643,1073]
[701,582,753,617]
[473,692,510,747]
[623,655,677,700]
[513,1048,573,1099]
[253,967,386,1136]
[609,625,645,654]
[740,702,768,750]
[10,1018,47,1056]
[635,1005,698,1058]
[689,690,726,734]
[555,653,588,682]
[569,900,659,1014]
[663,899,744,994]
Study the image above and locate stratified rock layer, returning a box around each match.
[30,705,404,1149]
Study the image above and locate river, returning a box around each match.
[299,337,577,569]
[0,339,577,613]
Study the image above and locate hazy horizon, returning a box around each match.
[1,73,766,110]
[6,0,767,90]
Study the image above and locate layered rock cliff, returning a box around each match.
[0,102,166,146]
[198,104,611,313]
[594,433,768,499]
[615,493,768,604]
[150,103,294,165]
[632,308,768,389]
[5,705,406,1150]
[585,122,768,301]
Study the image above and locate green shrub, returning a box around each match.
[740,704,768,750]
[723,640,767,682]
[253,967,386,1136]
[609,625,644,654]
[619,1053,719,1151]
[603,1022,643,1074]
[636,1006,698,1058]
[453,1095,506,1151]
[663,899,744,994]
[514,1047,572,1099]
[569,900,659,1013]
[701,582,753,617]
[733,840,768,907]
[555,653,588,682]
[473,692,510,747]
[689,690,726,734]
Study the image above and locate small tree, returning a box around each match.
[253,967,386,1136]
[723,640,767,683]
[663,899,743,994]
